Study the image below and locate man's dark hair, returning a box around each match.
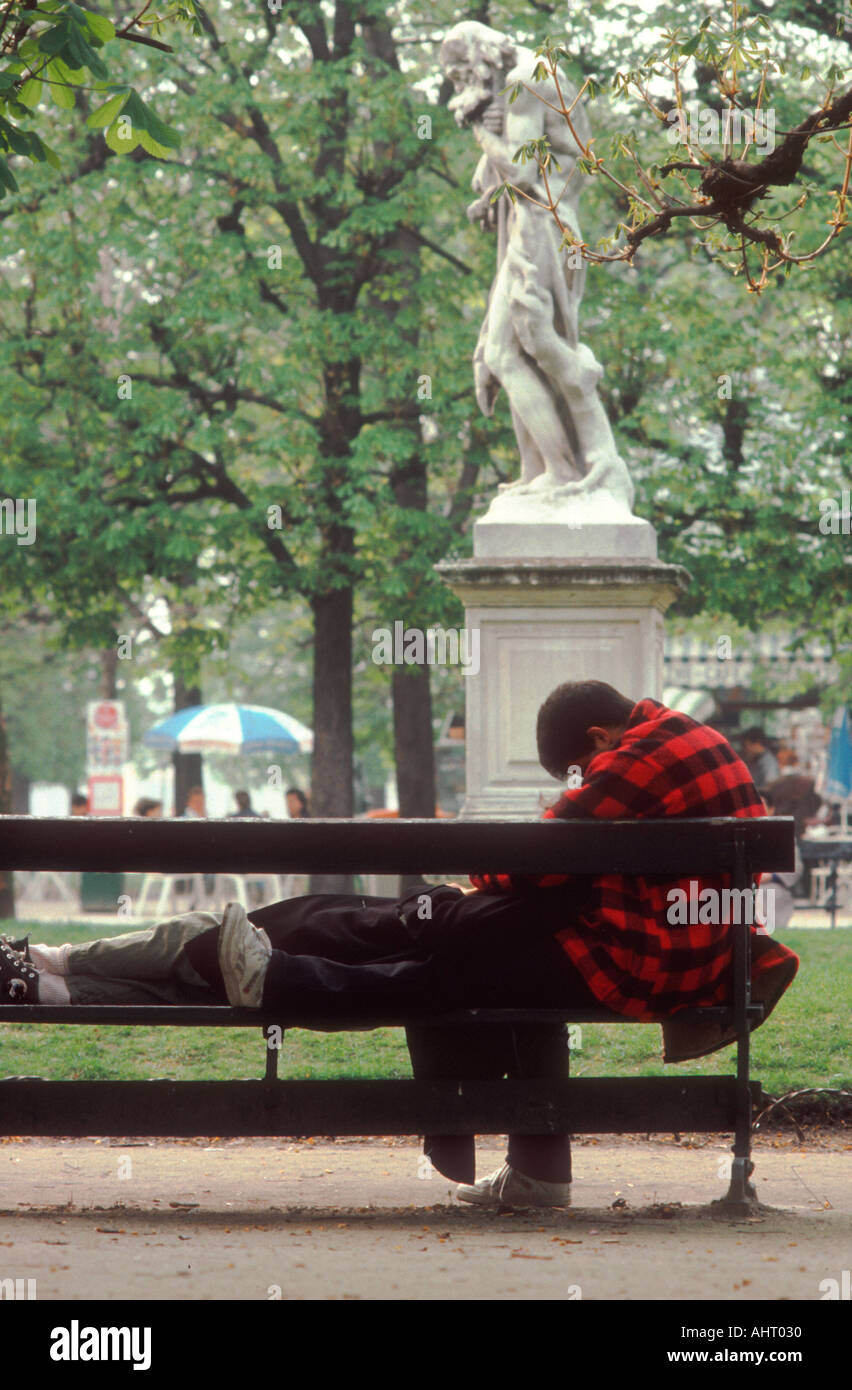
[71,792,88,809]
[536,681,635,779]
[234,790,251,811]
[740,726,769,747]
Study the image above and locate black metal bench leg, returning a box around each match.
[264,1025,281,1081]
[711,1073,756,1217]
[713,868,761,1217]
[725,1155,756,1204]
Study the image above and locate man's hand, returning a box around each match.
[447,882,479,895]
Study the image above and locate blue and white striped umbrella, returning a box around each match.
[825,705,852,802]
[143,703,313,755]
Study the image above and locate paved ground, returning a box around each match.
[1,1132,848,1300]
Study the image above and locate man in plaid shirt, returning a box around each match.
[467,686,799,1022]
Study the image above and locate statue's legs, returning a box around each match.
[508,219,635,506]
[507,407,547,486]
[481,259,583,485]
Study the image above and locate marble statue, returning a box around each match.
[439,21,634,511]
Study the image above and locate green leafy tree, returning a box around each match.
[0,1,202,194]
[0,1,516,849]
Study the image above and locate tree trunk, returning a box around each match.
[172,676,203,816]
[392,665,436,818]
[0,701,15,917]
[99,647,118,699]
[309,579,355,893]
[393,664,436,894]
[11,769,30,815]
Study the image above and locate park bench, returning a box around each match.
[0,814,794,1214]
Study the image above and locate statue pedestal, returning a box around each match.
[473,487,658,561]
[437,536,689,819]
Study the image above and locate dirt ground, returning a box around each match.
[1,1130,849,1301]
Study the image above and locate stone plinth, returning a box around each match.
[473,488,658,561]
[436,555,689,820]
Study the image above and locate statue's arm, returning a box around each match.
[471,153,493,195]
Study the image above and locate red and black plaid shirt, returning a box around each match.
[470,698,799,1019]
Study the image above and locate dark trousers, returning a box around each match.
[187,885,600,1184]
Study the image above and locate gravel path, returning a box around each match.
[1,1132,848,1300]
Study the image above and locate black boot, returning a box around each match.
[0,940,39,1002]
[0,935,31,961]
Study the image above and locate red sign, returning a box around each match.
[93,703,119,730]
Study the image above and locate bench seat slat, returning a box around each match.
[0,1004,766,1027]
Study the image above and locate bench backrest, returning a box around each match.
[0,815,795,878]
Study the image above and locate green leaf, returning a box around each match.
[47,62,75,109]
[40,141,62,170]
[120,90,149,129]
[120,91,181,151]
[0,156,18,192]
[139,102,181,151]
[65,24,109,81]
[17,78,42,108]
[36,20,71,58]
[50,55,86,85]
[83,11,115,42]
[105,117,140,153]
[87,92,128,129]
[138,128,177,159]
[0,115,33,156]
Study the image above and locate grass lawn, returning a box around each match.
[0,923,848,1098]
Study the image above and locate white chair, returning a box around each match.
[135,874,210,918]
[16,870,78,906]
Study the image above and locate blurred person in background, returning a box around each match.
[740,727,780,787]
[761,788,803,929]
[228,790,261,818]
[181,786,206,818]
[285,787,310,819]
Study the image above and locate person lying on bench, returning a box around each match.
[0,680,799,1209]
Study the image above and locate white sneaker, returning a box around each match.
[455,1162,571,1208]
[218,903,271,1007]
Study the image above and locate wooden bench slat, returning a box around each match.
[0,1077,763,1138]
[0,815,794,875]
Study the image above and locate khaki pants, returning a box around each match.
[65,913,220,1005]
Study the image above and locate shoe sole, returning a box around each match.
[218,903,264,1007]
[456,1186,571,1208]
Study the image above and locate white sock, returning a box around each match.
[29,943,72,975]
[36,972,71,1004]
